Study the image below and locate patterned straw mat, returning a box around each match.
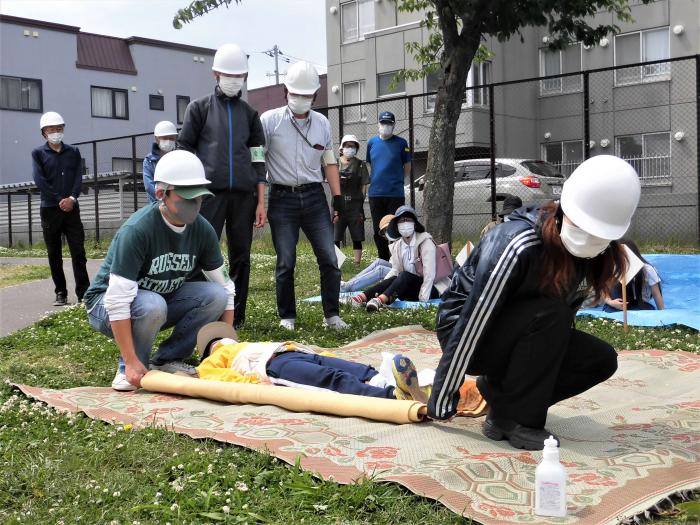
[16,327,700,524]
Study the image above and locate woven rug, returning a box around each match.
[16,327,700,525]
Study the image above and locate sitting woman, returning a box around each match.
[602,238,664,311]
[343,205,451,312]
[196,322,429,403]
[340,214,396,293]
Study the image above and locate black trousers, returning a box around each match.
[364,271,438,304]
[369,196,405,260]
[39,205,90,299]
[470,297,618,428]
[199,190,257,325]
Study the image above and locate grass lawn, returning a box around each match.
[0,264,51,289]
[0,238,698,524]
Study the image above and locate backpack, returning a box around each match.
[415,240,455,281]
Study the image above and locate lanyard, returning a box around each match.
[288,109,324,151]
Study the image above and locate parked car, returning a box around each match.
[406,158,565,215]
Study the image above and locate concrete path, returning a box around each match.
[0,257,104,337]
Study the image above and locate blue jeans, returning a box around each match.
[87,282,228,367]
[266,351,395,398]
[341,259,392,292]
[268,184,341,319]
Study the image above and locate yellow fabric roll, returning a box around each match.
[141,370,427,424]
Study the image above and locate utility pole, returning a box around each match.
[272,44,279,85]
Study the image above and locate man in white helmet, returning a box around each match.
[428,155,640,450]
[260,61,347,331]
[143,120,178,204]
[178,43,266,329]
[83,150,236,392]
[32,111,90,306]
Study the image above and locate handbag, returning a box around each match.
[415,240,455,281]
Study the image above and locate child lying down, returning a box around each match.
[195,322,431,403]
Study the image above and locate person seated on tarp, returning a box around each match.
[602,238,664,312]
[427,155,641,450]
[340,214,396,293]
[195,322,430,403]
[479,194,523,238]
[340,205,451,312]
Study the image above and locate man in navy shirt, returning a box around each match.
[366,111,411,260]
[31,111,90,306]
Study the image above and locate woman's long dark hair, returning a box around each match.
[619,238,661,305]
[538,201,627,302]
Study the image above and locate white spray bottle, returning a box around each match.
[535,435,567,517]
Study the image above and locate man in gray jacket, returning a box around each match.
[178,43,266,329]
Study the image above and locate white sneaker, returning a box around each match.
[323,316,349,330]
[339,295,364,308]
[149,361,197,375]
[279,319,295,330]
[111,370,137,392]
[366,298,384,312]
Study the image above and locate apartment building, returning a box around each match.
[325,0,699,240]
[0,14,218,186]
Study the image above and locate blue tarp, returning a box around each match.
[303,292,441,309]
[577,254,700,330]
[305,254,699,326]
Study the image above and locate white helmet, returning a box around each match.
[154,120,178,137]
[560,155,640,240]
[212,43,248,75]
[154,150,211,187]
[284,61,320,95]
[40,111,64,130]
[340,134,360,149]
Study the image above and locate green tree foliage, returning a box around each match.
[173,0,240,29]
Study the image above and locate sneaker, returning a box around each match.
[53,293,68,306]
[339,294,365,308]
[391,355,428,403]
[149,361,197,376]
[323,316,348,330]
[482,412,559,450]
[366,297,384,313]
[111,370,137,392]
[279,319,295,331]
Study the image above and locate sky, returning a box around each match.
[0,0,327,89]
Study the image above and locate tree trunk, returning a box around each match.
[422,41,479,243]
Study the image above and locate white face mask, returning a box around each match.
[159,140,176,153]
[379,124,394,138]
[47,132,64,145]
[218,76,244,97]
[342,147,357,159]
[560,221,610,259]
[287,94,313,115]
[397,221,415,238]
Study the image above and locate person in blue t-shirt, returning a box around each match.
[366,111,411,260]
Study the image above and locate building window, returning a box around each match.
[616,132,671,185]
[542,140,583,177]
[465,61,492,106]
[539,44,582,95]
[0,76,42,112]
[341,0,375,43]
[425,62,491,111]
[342,81,366,123]
[91,86,129,119]
[377,71,405,98]
[176,95,190,125]
[615,28,670,85]
[149,94,164,111]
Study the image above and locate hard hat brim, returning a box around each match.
[172,186,214,200]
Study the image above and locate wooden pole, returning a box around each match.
[621,276,628,333]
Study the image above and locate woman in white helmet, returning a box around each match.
[428,155,641,450]
[143,120,178,204]
[335,134,370,265]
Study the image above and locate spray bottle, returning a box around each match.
[535,435,567,517]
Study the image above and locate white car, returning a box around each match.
[407,158,565,215]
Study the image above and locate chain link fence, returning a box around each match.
[1,55,697,247]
